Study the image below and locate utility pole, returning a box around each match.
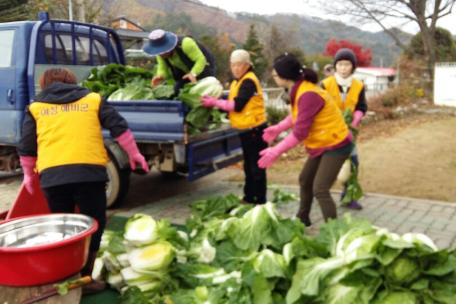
[68,0,73,21]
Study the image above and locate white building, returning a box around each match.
[434,62,456,107]
[354,67,397,97]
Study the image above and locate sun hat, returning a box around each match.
[143,29,178,56]
[230,49,253,65]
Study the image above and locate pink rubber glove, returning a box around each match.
[20,156,38,194]
[262,115,293,144]
[351,110,364,128]
[258,133,300,168]
[201,96,234,112]
[116,130,149,172]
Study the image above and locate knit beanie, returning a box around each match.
[273,53,303,81]
[334,48,357,70]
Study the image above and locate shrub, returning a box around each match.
[266,106,289,125]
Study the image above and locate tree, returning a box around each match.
[0,0,28,22]
[267,25,287,60]
[324,39,372,66]
[26,0,102,23]
[406,27,456,61]
[243,24,268,79]
[200,33,235,85]
[315,0,456,80]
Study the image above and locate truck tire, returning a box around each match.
[106,159,130,208]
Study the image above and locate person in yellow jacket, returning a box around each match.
[201,49,268,204]
[259,53,353,225]
[17,68,149,292]
[321,48,367,210]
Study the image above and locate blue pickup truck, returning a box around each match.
[0,13,242,206]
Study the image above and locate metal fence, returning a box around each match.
[263,87,290,110]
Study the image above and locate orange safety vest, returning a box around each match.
[291,81,349,149]
[227,71,266,129]
[29,92,109,173]
[322,75,364,112]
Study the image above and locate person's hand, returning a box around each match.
[128,153,149,172]
[201,96,217,107]
[257,133,300,169]
[151,76,164,87]
[116,130,149,172]
[20,156,38,194]
[351,110,364,128]
[262,115,293,144]
[201,96,234,111]
[182,73,197,83]
[262,125,281,144]
[23,172,38,194]
[258,147,281,169]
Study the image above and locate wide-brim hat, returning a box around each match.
[143,29,178,56]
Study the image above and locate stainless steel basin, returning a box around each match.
[0,214,95,248]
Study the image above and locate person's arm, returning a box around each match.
[233,79,256,112]
[17,110,39,193]
[355,87,367,114]
[352,87,367,127]
[98,98,129,138]
[181,37,207,77]
[17,110,38,157]
[257,92,324,169]
[292,92,325,141]
[155,56,169,78]
[99,98,148,172]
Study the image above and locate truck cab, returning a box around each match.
[0,13,242,207]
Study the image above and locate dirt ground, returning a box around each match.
[230,112,456,202]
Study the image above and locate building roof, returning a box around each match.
[111,16,145,32]
[355,67,396,77]
[115,29,149,39]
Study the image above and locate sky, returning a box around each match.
[198,0,456,35]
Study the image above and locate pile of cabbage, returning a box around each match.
[82,64,227,134]
[95,194,456,304]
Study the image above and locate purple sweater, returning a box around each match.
[290,80,352,158]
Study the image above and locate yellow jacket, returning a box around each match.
[29,92,109,173]
[228,71,266,129]
[291,81,349,149]
[322,75,364,112]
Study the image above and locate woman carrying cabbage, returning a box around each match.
[201,49,268,204]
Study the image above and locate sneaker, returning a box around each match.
[343,201,363,210]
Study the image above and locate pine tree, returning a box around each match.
[243,24,268,79]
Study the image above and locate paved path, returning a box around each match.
[110,183,456,249]
[1,175,455,249]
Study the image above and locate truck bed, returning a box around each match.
[108,99,242,181]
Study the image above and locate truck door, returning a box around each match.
[0,29,18,144]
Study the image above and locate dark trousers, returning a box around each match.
[239,124,268,204]
[297,152,349,222]
[42,182,107,252]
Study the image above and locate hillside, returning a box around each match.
[105,0,410,66]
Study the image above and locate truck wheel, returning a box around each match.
[106,160,130,208]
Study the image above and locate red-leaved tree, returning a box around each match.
[324,39,372,67]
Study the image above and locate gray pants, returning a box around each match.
[297,152,349,223]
